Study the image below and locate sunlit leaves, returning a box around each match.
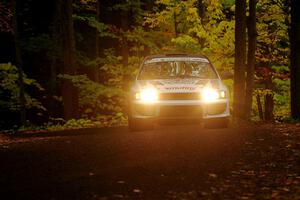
[125,26,163,54]
[74,0,98,12]
[256,0,289,66]
[171,34,201,53]
[145,0,235,71]
[145,0,197,33]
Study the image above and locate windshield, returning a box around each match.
[138,58,218,80]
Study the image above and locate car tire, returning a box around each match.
[203,118,229,129]
[128,117,154,131]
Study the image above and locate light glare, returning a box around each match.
[140,88,158,103]
[202,88,219,102]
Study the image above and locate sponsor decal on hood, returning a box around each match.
[138,79,220,92]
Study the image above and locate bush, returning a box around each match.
[0,63,45,128]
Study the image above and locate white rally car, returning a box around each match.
[128,54,230,131]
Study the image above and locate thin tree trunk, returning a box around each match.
[264,74,274,121]
[264,93,274,121]
[197,0,205,20]
[93,0,100,82]
[197,0,205,48]
[48,58,58,117]
[120,7,129,66]
[49,0,61,118]
[290,0,300,119]
[233,0,247,119]
[143,0,154,56]
[245,0,257,120]
[57,0,79,119]
[174,11,178,37]
[12,0,26,126]
[256,94,264,120]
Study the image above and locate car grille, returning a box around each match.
[159,92,200,100]
[160,106,202,118]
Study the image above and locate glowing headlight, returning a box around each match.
[136,88,158,103]
[202,88,225,102]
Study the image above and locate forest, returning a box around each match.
[0,0,299,131]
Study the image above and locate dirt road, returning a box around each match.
[0,124,299,199]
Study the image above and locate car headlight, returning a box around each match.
[135,88,158,103]
[202,88,226,102]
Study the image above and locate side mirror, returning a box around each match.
[220,71,233,80]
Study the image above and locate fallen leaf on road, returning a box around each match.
[209,173,218,178]
[133,189,141,193]
[117,181,125,184]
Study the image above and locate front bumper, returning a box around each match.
[130,99,230,120]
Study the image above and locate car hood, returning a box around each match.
[134,79,224,93]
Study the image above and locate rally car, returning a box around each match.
[128,54,230,131]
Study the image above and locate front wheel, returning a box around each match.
[203,117,229,129]
[128,117,154,131]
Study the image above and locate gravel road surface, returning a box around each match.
[0,124,299,200]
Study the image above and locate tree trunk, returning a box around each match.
[264,93,274,121]
[174,11,178,37]
[233,0,247,119]
[245,0,257,120]
[256,94,264,120]
[56,0,79,120]
[93,0,100,82]
[49,0,61,118]
[12,0,26,126]
[290,0,300,119]
[120,7,129,67]
[197,0,205,20]
[196,0,205,48]
[48,58,58,117]
[143,0,154,56]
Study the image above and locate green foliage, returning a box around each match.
[273,78,290,121]
[58,74,124,117]
[0,63,45,112]
[251,78,291,121]
[45,118,101,131]
[112,0,143,24]
[58,50,139,122]
[171,34,201,53]
[17,113,127,132]
[256,0,289,66]
[125,26,163,54]
[73,15,117,38]
[145,0,235,71]
[21,34,57,56]
[17,116,126,132]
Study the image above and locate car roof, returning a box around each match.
[144,53,208,61]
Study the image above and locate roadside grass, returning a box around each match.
[0,115,128,135]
